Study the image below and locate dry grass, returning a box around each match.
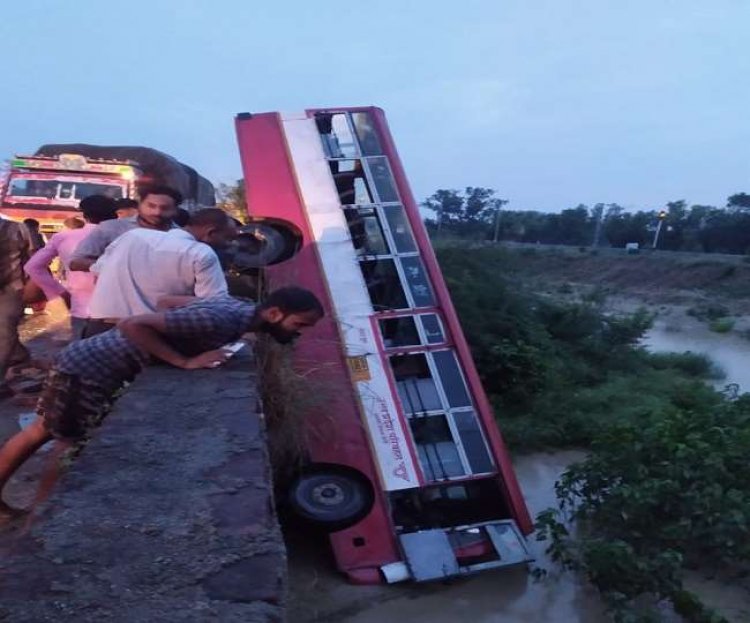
[256,336,335,480]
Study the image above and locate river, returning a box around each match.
[643,315,750,391]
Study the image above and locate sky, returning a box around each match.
[1,1,748,212]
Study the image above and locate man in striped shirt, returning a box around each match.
[0,287,324,519]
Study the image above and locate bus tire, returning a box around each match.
[288,468,373,531]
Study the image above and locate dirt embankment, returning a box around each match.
[500,245,750,312]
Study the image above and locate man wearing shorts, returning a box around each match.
[0,287,324,518]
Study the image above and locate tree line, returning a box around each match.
[422,188,750,254]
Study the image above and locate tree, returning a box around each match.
[727,192,750,210]
[216,179,248,224]
[421,187,507,238]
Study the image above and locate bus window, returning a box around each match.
[367,157,400,203]
[453,411,494,474]
[420,314,445,344]
[359,259,408,310]
[315,112,358,158]
[344,208,389,256]
[390,480,510,532]
[383,205,417,253]
[330,160,372,205]
[433,350,472,408]
[391,353,441,414]
[399,256,435,308]
[379,316,420,348]
[352,112,383,156]
[410,415,465,480]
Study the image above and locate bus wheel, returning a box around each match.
[288,469,373,531]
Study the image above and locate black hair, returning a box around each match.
[22,218,40,230]
[138,185,183,206]
[115,198,139,210]
[79,195,118,224]
[174,207,191,227]
[186,208,233,229]
[261,287,325,317]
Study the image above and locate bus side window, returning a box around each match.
[453,411,494,474]
[315,112,358,158]
[330,160,372,205]
[367,157,399,203]
[420,314,445,344]
[399,256,435,308]
[359,259,408,311]
[432,350,472,408]
[410,416,465,480]
[352,112,383,156]
[379,316,420,348]
[344,207,389,256]
[383,205,417,253]
[390,353,441,414]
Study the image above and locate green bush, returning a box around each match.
[648,351,723,379]
[686,304,730,322]
[436,246,717,451]
[709,318,734,333]
[537,397,750,622]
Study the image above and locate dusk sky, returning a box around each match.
[1,1,748,212]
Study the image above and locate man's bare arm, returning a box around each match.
[117,314,229,369]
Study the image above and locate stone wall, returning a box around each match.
[0,349,286,622]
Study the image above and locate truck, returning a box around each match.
[0,144,215,233]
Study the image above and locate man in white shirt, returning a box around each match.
[69,185,180,272]
[84,208,238,336]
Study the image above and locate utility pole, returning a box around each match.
[591,207,604,248]
[493,205,501,243]
[492,199,507,243]
[652,210,667,249]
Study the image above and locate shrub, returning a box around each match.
[435,246,719,451]
[686,304,729,322]
[648,351,723,379]
[709,318,734,333]
[537,397,750,622]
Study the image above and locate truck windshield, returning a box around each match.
[8,178,124,201]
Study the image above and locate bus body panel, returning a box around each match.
[235,112,403,577]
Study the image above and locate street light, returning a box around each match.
[652,210,667,249]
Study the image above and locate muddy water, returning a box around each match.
[288,450,607,623]
[643,315,750,391]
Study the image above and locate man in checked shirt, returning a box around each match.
[0,287,324,519]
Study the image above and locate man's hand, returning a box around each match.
[182,349,231,370]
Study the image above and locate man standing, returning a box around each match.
[22,219,46,252]
[0,287,324,517]
[24,196,118,339]
[69,185,180,272]
[0,218,34,399]
[83,208,238,336]
[114,198,139,220]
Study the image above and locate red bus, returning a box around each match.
[235,107,532,584]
